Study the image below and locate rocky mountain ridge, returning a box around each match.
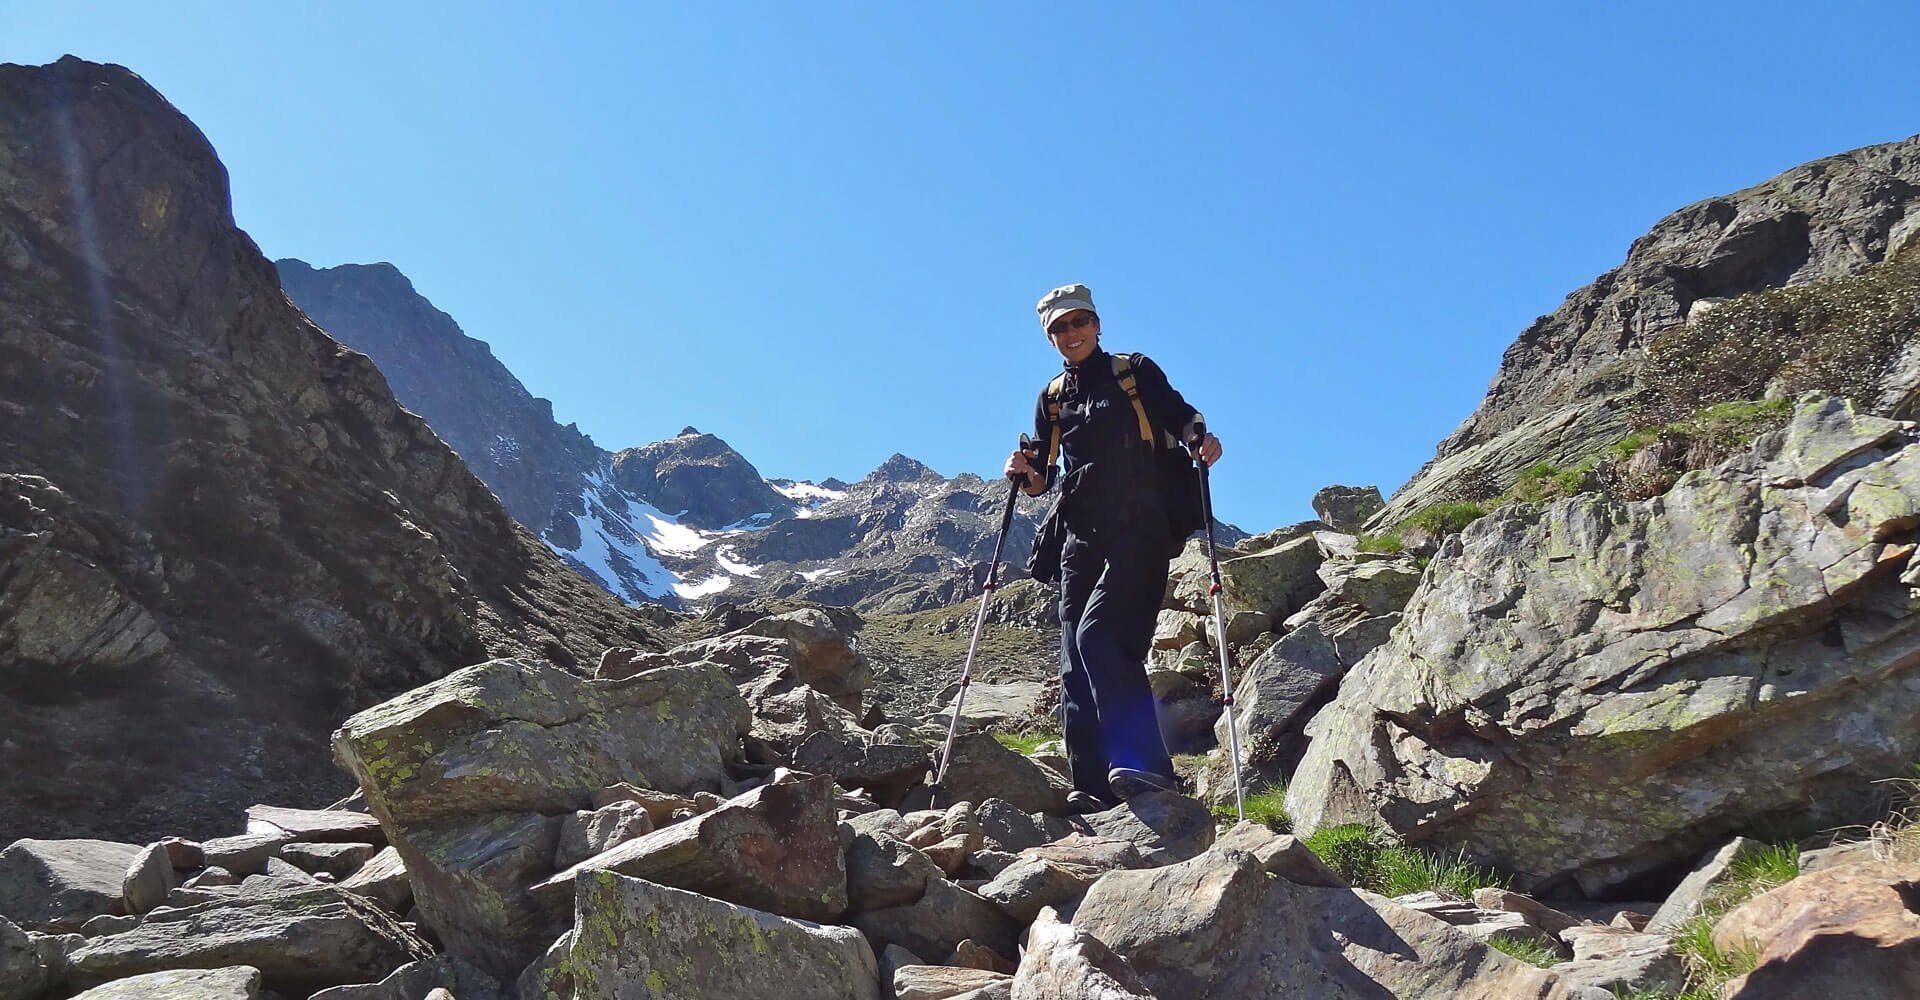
[277,259,1245,614]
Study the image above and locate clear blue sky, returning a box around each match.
[8,2,1917,529]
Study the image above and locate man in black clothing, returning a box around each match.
[1006,283,1223,810]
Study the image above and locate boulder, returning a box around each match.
[975,800,1072,854]
[926,733,1070,815]
[121,842,180,916]
[1471,888,1583,938]
[937,681,1048,731]
[1177,535,1323,620]
[244,805,385,845]
[591,783,698,826]
[1313,485,1385,534]
[555,801,654,870]
[279,842,381,880]
[893,964,1008,1000]
[1011,906,1155,1000]
[738,608,874,703]
[850,874,1019,964]
[1714,860,1920,999]
[794,731,934,806]
[536,771,847,921]
[847,832,942,912]
[336,846,411,913]
[1214,621,1344,771]
[1211,822,1343,888]
[66,965,262,999]
[1069,792,1214,866]
[1647,837,1769,932]
[1,915,49,1000]
[1551,927,1682,995]
[63,882,432,997]
[306,955,502,1000]
[1072,849,1608,999]
[331,657,749,979]
[199,833,288,877]
[568,870,880,1000]
[1151,611,1206,651]
[1316,556,1422,615]
[1290,397,1920,895]
[0,839,140,931]
[977,856,1106,924]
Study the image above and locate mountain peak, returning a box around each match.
[868,453,941,483]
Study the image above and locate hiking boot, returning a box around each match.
[1065,790,1116,815]
[1107,767,1180,800]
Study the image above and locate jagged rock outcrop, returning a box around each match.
[1382,132,1920,528]
[0,57,662,846]
[1291,395,1920,895]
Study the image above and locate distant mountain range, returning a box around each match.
[278,260,1244,613]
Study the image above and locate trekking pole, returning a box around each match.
[932,434,1034,793]
[1192,419,1247,822]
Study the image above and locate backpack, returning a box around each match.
[1038,353,1205,560]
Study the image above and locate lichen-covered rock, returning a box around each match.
[64,882,430,997]
[555,801,654,871]
[1291,396,1920,894]
[1177,536,1324,620]
[535,771,846,922]
[568,870,879,1000]
[331,656,748,979]
[0,839,140,931]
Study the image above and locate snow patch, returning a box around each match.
[715,547,763,578]
[799,568,844,582]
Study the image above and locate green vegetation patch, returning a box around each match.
[1214,784,1292,831]
[1488,936,1562,968]
[1636,249,1920,430]
[1300,823,1507,897]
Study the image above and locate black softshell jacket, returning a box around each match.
[1031,349,1198,539]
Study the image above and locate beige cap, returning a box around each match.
[1036,283,1097,333]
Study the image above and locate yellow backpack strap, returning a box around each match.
[1044,372,1068,468]
[1111,354,1154,443]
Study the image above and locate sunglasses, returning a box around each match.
[1048,314,1096,338]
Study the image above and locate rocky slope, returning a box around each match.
[0,57,660,845]
[1380,132,1920,529]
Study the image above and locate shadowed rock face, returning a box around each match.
[0,57,657,844]
[1382,133,1920,528]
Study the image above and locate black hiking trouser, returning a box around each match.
[1057,521,1175,801]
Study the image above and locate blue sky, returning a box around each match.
[7,2,1918,530]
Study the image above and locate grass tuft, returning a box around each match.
[1214,785,1291,830]
[1488,936,1561,968]
[991,730,1053,756]
[1300,824,1506,896]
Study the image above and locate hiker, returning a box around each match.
[1006,283,1223,812]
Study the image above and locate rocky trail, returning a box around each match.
[7,55,1920,999]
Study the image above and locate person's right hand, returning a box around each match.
[1006,448,1044,492]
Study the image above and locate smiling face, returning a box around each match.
[1047,310,1100,364]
